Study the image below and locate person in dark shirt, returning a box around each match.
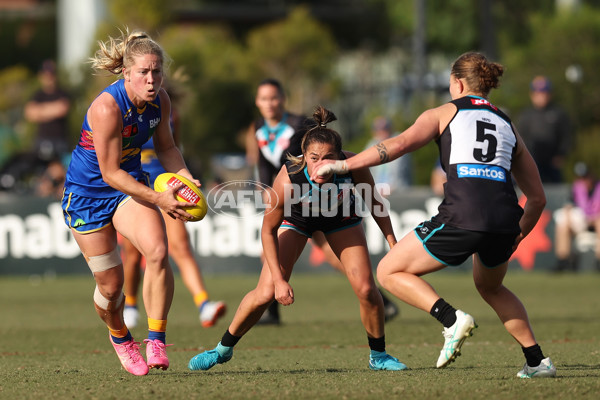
[517,76,571,183]
[0,60,71,194]
[24,59,71,162]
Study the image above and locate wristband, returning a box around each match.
[317,160,347,176]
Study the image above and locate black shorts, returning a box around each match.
[414,219,519,267]
[281,215,362,238]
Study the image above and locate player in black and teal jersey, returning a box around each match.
[189,106,407,372]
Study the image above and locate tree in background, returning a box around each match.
[375,0,600,183]
[495,4,600,180]
[245,6,338,114]
[156,6,339,179]
[2,0,600,185]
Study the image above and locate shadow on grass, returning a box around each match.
[159,364,468,377]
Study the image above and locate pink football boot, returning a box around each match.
[144,339,172,370]
[109,335,149,376]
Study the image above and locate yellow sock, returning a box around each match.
[125,295,137,308]
[147,318,167,343]
[148,317,167,332]
[194,291,209,308]
[109,326,129,338]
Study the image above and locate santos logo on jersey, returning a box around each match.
[457,164,506,182]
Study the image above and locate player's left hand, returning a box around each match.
[274,280,294,306]
[156,182,196,221]
[512,233,525,252]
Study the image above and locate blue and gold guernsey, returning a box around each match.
[139,137,164,187]
[64,79,161,198]
[139,113,175,187]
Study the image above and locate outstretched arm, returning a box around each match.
[312,104,454,179]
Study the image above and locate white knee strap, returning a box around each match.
[87,248,121,273]
[94,286,124,310]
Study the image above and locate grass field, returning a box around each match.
[1,271,599,399]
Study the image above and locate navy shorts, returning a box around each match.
[62,190,131,233]
[414,218,519,267]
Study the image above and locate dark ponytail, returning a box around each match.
[287,105,343,171]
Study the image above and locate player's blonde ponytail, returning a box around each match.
[89,28,169,76]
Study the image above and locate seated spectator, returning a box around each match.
[553,162,600,272]
[34,159,66,199]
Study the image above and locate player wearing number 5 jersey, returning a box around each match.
[313,52,556,378]
[435,95,523,233]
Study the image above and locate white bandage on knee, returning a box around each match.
[87,248,121,273]
[93,285,124,310]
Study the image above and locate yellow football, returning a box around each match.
[154,173,207,221]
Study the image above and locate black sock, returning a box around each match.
[368,335,385,353]
[267,301,279,318]
[430,298,457,328]
[554,258,569,271]
[522,344,545,367]
[221,330,241,348]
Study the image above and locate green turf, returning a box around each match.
[1,271,599,399]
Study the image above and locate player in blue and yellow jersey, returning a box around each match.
[189,106,407,372]
[61,29,199,376]
[312,52,556,378]
[120,81,226,330]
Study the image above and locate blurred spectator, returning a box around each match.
[553,162,600,272]
[363,116,413,193]
[24,60,71,162]
[34,159,66,199]
[517,76,571,183]
[430,159,446,197]
[245,78,309,185]
[0,60,71,194]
